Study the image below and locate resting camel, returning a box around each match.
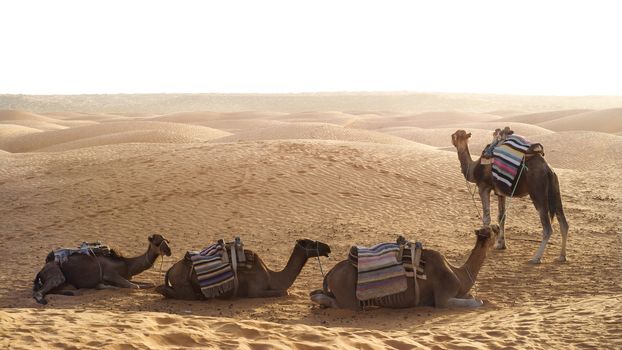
[310,226,499,310]
[451,130,569,264]
[155,239,330,299]
[33,234,171,304]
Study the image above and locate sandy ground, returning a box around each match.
[1,95,621,349]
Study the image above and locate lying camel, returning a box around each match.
[33,234,171,304]
[156,239,330,299]
[310,226,499,310]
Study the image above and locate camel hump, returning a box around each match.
[527,143,545,156]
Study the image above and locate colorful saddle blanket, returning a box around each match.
[349,241,425,301]
[47,241,113,265]
[187,238,254,298]
[492,135,531,194]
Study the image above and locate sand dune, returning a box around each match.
[346,111,502,130]
[0,109,56,122]
[37,129,222,152]
[210,122,429,147]
[538,108,622,133]
[380,127,493,148]
[0,124,42,152]
[442,121,554,137]
[1,101,621,349]
[498,109,593,124]
[528,131,622,170]
[2,121,231,153]
[273,111,360,126]
[149,111,224,123]
[0,109,70,131]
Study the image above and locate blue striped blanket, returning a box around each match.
[350,243,408,301]
[189,242,235,298]
[492,135,531,194]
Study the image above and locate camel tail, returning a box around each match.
[547,169,563,221]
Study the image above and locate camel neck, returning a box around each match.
[267,245,308,290]
[124,246,158,277]
[456,240,489,296]
[457,144,477,182]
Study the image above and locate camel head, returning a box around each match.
[148,234,172,257]
[474,225,500,249]
[296,239,331,258]
[451,129,472,149]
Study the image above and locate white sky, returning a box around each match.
[1,0,621,95]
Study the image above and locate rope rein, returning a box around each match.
[464,161,482,220]
[88,247,103,282]
[499,160,528,225]
[297,241,326,278]
[316,245,325,278]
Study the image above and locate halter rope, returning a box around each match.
[464,161,482,220]
[297,241,326,278]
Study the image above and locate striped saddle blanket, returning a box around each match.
[492,135,532,194]
[349,241,425,301]
[187,239,254,298]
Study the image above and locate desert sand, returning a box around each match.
[0,94,621,349]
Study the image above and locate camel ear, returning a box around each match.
[467,132,472,138]
[148,235,154,242]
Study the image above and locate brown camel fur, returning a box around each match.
[310,226,499,310]
[451,129,569,263]
[155,239,330,300]
[33,234,171,304]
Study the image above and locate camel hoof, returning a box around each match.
[310,292,338,309]
[33,292,47,305]
[528,258,541,264]
[556,256,567,263]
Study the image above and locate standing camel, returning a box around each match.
[310,226,499,310]
[156,239,330,300]
[33,234,171,304]
[451,129,569,263]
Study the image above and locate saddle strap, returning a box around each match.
[411,244,422,306]
[230,245,239,296]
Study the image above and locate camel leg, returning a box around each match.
[33,262,67,305]
[496,195,507,249]
[447,297,483,308]
[96,283,119,290]
[478,186,492,227]
[133,281,155,289]
[530,207,554,264]
[250,289,288,298]
[155,284,201,300]
[556,209,569,262]
[103,272,140,289]
[332,266,360,310]
[310,290,339,308]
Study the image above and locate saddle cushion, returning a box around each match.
[188,242,235,298]
[349,243,407,301]
[187,237,253,298]
[48,241,113,265]
[491,134,532,194]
